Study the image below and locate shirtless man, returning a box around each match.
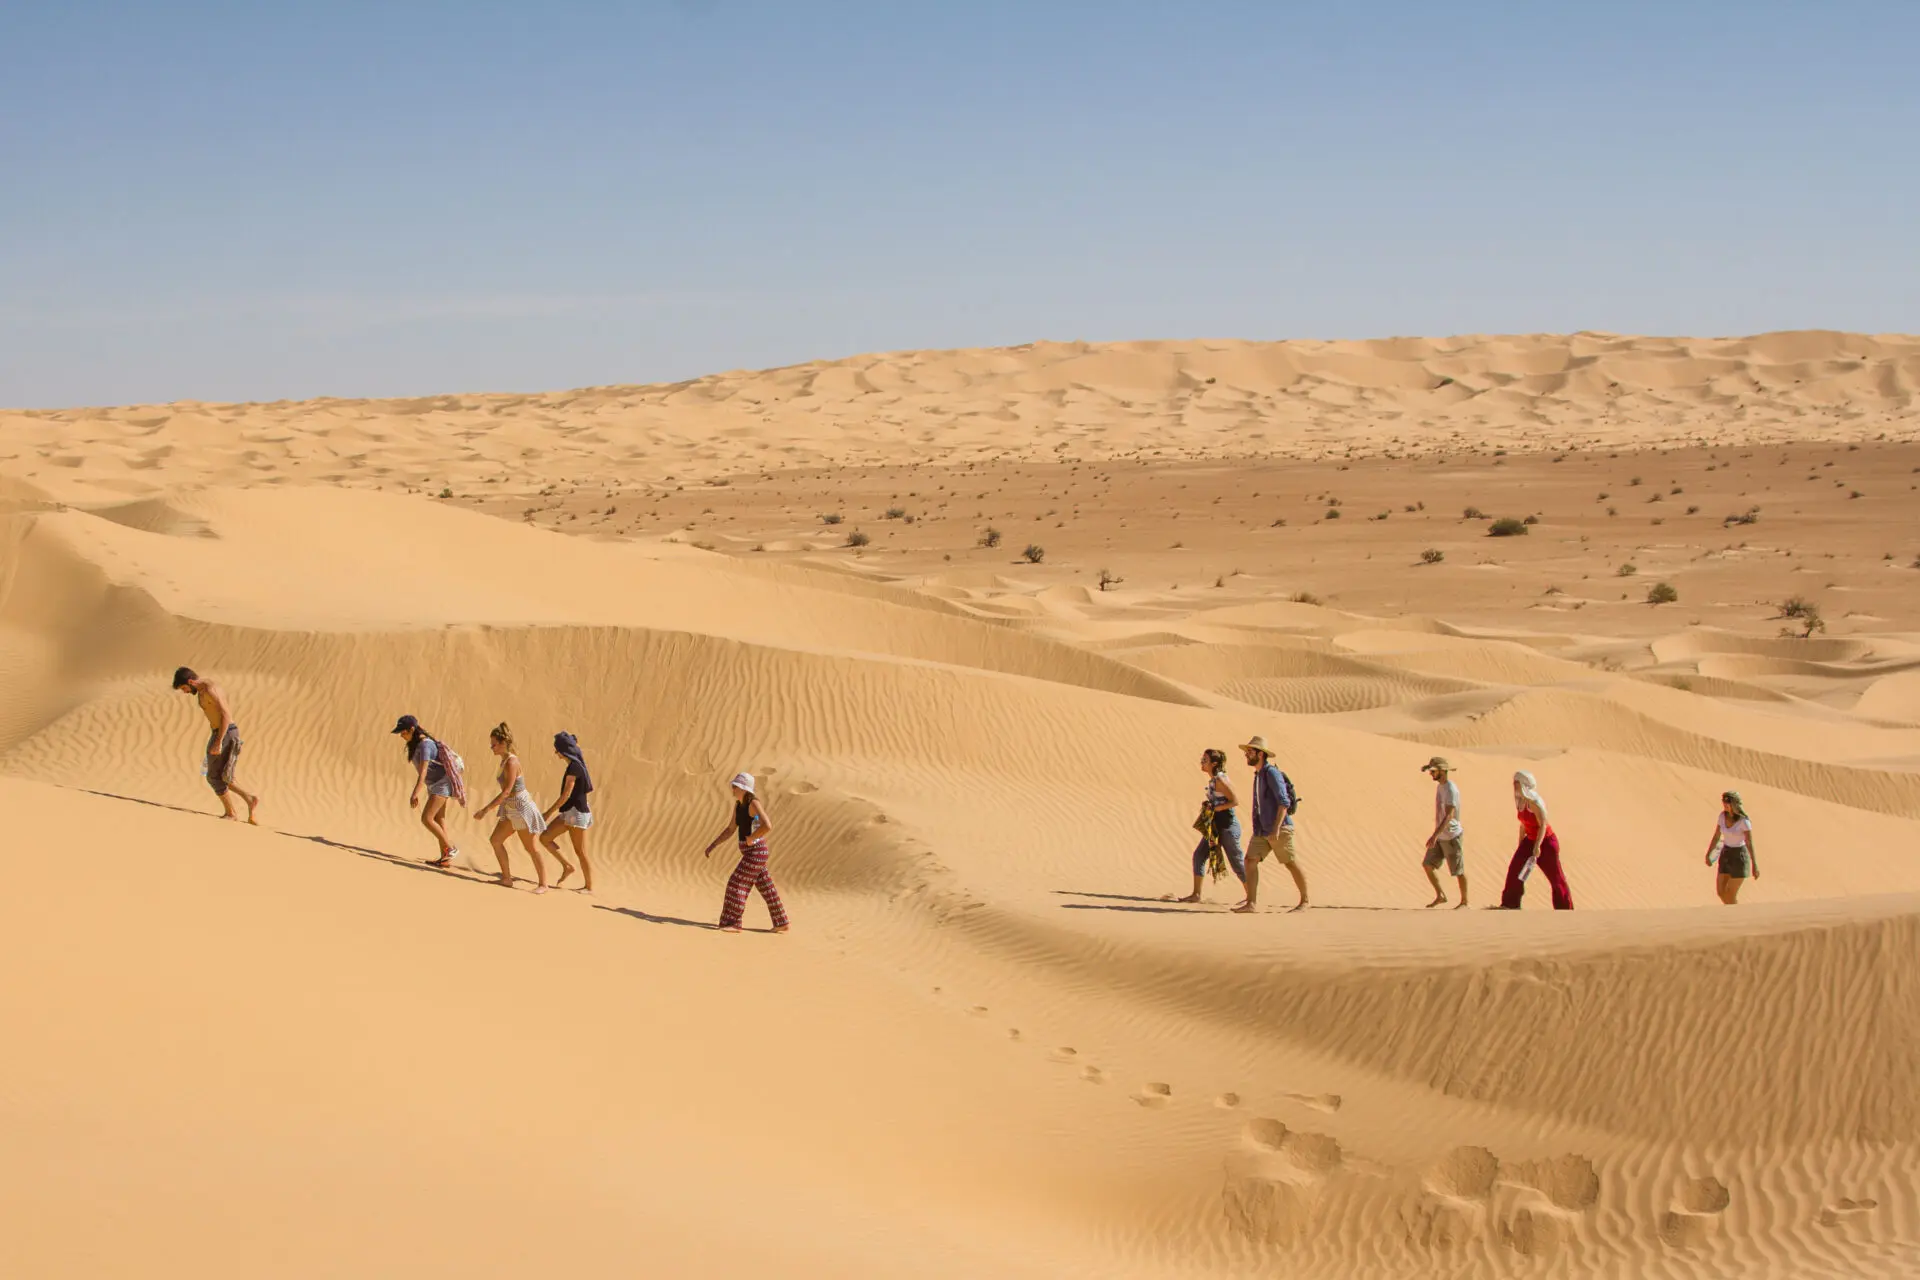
[172,666,261,823]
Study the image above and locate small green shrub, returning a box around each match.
[1646,581,1678,605]
[1487,517,1528,537]
[1022,544,1045,564]
[845,529,870,548]
[1420,548,1445,564]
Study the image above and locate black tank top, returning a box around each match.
[734,799,757,842]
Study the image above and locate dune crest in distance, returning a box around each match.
[3,333,1919,1278]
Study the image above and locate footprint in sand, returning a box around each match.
[1006,1028,1021,1041]
[1050,1046,1079,1063]
[1407,1146,1499,1251]
[1080,1065,1106,1084]
[1818,1197,1878,1228]
[1281,1090,1343,1114]
[1215,1092,1241,1109]
[1134,1082,1173,1109]
[1659,1175,1730,1248]
[967,1005,989,1017]
[1224,1120,1346,1248]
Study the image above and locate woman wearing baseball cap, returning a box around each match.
[393,714,464,868]
[701,771,790,933]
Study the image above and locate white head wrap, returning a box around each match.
[1513,770,1543,807]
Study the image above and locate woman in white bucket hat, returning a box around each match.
[702,771,790,933]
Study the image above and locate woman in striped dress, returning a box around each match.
[473,722,551,894]
[702,771,789,933]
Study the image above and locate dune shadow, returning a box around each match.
[81,788,214,820]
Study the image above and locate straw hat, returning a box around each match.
[1238,735,1274,756]
[1421,756,1453,773]
[730,771,756,795]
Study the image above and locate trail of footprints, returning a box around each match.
[951,993,1879,1258]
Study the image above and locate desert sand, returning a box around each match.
[4,332,1919,1278]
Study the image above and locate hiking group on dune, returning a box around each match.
[171,665,1761,927]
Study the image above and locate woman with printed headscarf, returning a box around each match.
[701,771,789,933]
[1499,770,1573,910]
[1705,790,1758,904]
[539,731,596,892]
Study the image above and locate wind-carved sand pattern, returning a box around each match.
[4,334,1920,1278]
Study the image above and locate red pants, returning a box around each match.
[1500,831,1573,910]
[720,841,788,930]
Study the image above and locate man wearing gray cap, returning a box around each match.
[1421,756,1468,908]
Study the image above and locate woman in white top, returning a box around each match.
[473,722,551,894]
[1705,790,1759,904]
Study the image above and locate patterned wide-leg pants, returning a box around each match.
[720,840,788,929]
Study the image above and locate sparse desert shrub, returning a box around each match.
[1630,476,1643,486]
[845,529,870,548]
[1724,509,1760,526]
[1607,507,1619,516]
[438,487,453,499]
[1686,505,1700,515]
[1290,591,1322,606]
[980,526,1002,548]
[1022,543,1045,564]
[1325,507,1342,519]
[1269,517,1286,528]
[1646,581,1679,605]
[884,506,906,519]
[1523,514,1539,525]
[820,512,844,525]
[1420,548,1445,564]
[1777,596,1817,621]
[1617,562,1638,576]
[1097,568,1124,591]
[1487,517,1528,537]
[1464,506,1487,520]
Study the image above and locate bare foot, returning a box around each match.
[246,795,261,825]
[1231,902,1257,914]
[554,863,575,886]
[219,812,239,822]
[1173,893,1202,904]
[772,925,790,933]
[1289,901,1310,913]
[719,924,742,933]
[1454,900,1470,910]
[495,875,514,888]
[533,885,549,895]
[1425,895,1447,908]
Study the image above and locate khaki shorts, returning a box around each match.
[1248,828,1296,865]
[1424,836,1465,877]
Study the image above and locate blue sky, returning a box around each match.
[3,1,1915,406]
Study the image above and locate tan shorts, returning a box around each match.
[1424,836,1465,877]
[1248,828,1296,864]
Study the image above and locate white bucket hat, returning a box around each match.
[730,771,755,795]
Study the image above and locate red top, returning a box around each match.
[1517,806,1554,840]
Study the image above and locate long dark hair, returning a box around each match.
[1203,748,1227,771]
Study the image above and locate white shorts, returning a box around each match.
[553,808,593,830]
[501,795,547,834]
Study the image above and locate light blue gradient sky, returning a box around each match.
[4,1,1915,406]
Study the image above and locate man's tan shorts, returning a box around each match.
[1247,828,1296,864]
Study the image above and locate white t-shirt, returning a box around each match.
[1717,814,1751,848]
[1434,779,1463,840]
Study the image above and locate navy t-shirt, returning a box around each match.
[561,758,593,813]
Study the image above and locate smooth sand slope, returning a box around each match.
[4,336,1920,1278]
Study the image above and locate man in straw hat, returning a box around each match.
[1236,736,1308,913]
[1420,757,1469,908]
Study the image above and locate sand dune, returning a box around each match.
[6,337,1920,1278]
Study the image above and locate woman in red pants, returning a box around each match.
[702,771,790,934]
[1500,770,1573,910]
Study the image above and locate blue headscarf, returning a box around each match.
[553,732,591,789]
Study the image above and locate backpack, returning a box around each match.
[1279,770,1301,813]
